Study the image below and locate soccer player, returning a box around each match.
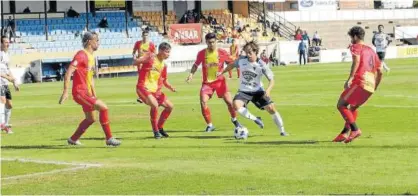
[0,36,19,134]
[372,24,391,72]
[333,26,383,143]
[229,39,240,78]
[59,32,121,146]
[219,41,288,136]
[133,30,156,103]
[186,33,241,132]
[135,42,176,139]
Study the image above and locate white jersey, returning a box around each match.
[234,57,274,93]
[373,33,390,52]
[0,51,10,86]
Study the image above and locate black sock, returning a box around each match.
[232,120,240,127]
[340,127,350,134]
[349,123,358,131]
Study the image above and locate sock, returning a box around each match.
[71,119,95,141]
[150,107,158,132]
[338,106,358,132]
[0,103,4,126]
[237,107,257,121]
[352,109,358,121]
[201,105,212,124]
[4,108,11,125]
[158,107,172,130]
[99,109,113,140]
[227,103,237,119]
[231,117,240,127]
[340,123,350,134]
[237,68,240,78]
[272,112,285,133]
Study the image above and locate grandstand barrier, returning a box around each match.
[4,12,65,20]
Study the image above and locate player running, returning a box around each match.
[372,24,391,72]
[229,38,240,78]
[133,30,156,103]
[59,32,121,146]
[186,33,241,132]
[135,42,176,139]
[333,26,383,143]
[0,36,19,134]
[219,41,288,136]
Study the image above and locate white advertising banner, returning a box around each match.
[298,0,338,11]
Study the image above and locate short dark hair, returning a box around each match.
[82,31,98,48]
[142,30,149,36]
[243,41,259,55]
[348,26,365,40]
[378,24,384,29]
[158,42,171,51]
[1,36,8,43]
[205,33,216,41]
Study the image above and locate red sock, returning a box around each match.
[201,105,211,124]
[352,109,358,121]
[99,109,113,140]
[338,106,355,124]
[158,107,172,129]
[71,119,94,141]
[227,103,236,118]
[150,107,158,132]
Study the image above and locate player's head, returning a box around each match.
[142,30,149,42]
[158,42,171,59]
[348,26,365,44]
[1,36,10,52]
[243,41,259,62]
[82,31,99,51]
[378,24,384,33]
[205,33,217,50]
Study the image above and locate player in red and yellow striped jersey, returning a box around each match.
[135,42,176,139]
[133,30,156,103]
[229,39,240,78]
[59,31,121,146]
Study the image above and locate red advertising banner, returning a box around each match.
[169,23,202,44]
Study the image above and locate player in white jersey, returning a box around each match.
[219,41,288,136]
[0,36,19,134]
[372,25,391,72]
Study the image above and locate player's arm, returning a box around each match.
[133,52,153,65]
[186,52,202,83]
[262,63,275,97]
[375,67,383,90]
[386,35,392,46]
[220,58,238,76]
[59,62,76,104]
[372,34,376,47]
[132,42,139,59]
[346,53,360,89]
[91,77,97,97]
[162,67,176,92]
[6,67,19,91]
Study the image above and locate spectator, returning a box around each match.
[295,30,302,40]
[187,10,195,23]
[298,39,308,65]
[271,22,279,36]
[207,13,214,24]
[313,31,322,46]
[67,6,80,18]
[7,16,15,35]
[98,17,109,28]
[23,7,31,13]
[302,31,310,46]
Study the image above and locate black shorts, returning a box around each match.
[377,52,386,61]
[233,91,273,110]
[0,85,12,100]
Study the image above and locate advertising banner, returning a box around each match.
[169,23,202,44]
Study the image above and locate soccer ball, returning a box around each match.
[234,126,249,140]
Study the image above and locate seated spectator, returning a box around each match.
[187,10,195,23]
[23,6,31,13]
[313,31,322,46]
[207,13,214,24]
[295,30,302,40]
[302,31,310,46]
[98,17,109,28]
[67,6,80,18]
[271,22,279,36]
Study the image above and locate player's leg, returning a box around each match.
[228,70,232,78]
[262,101,288,136]
[68,111,96,145]
[0,88,6,132]
[233,92,264,129]
[222,92,241,128]
[378,52,390,72]
[138,88,161,138]
[93,99,121,146]
[200,84,215,132]
[4,88,12,130]
[158,96,173,137]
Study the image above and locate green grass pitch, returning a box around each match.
[1,58,417,194]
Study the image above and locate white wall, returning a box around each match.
[1,0,11,13]
[57,1,86,13]
[395,26,418,39]
[16,1,49,13]
[167,1,174,11]
[272,9,418,22]
[187,0,195,10]
[201,1,228,10]
[133,0,162,12]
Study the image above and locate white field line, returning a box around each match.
[1,158,101,182]
[13,102,418,109]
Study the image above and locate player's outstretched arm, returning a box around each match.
[219,62,235,76]
[59,64,76,104]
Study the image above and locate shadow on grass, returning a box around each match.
[244,140,319,145]
[1,145,70,150]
